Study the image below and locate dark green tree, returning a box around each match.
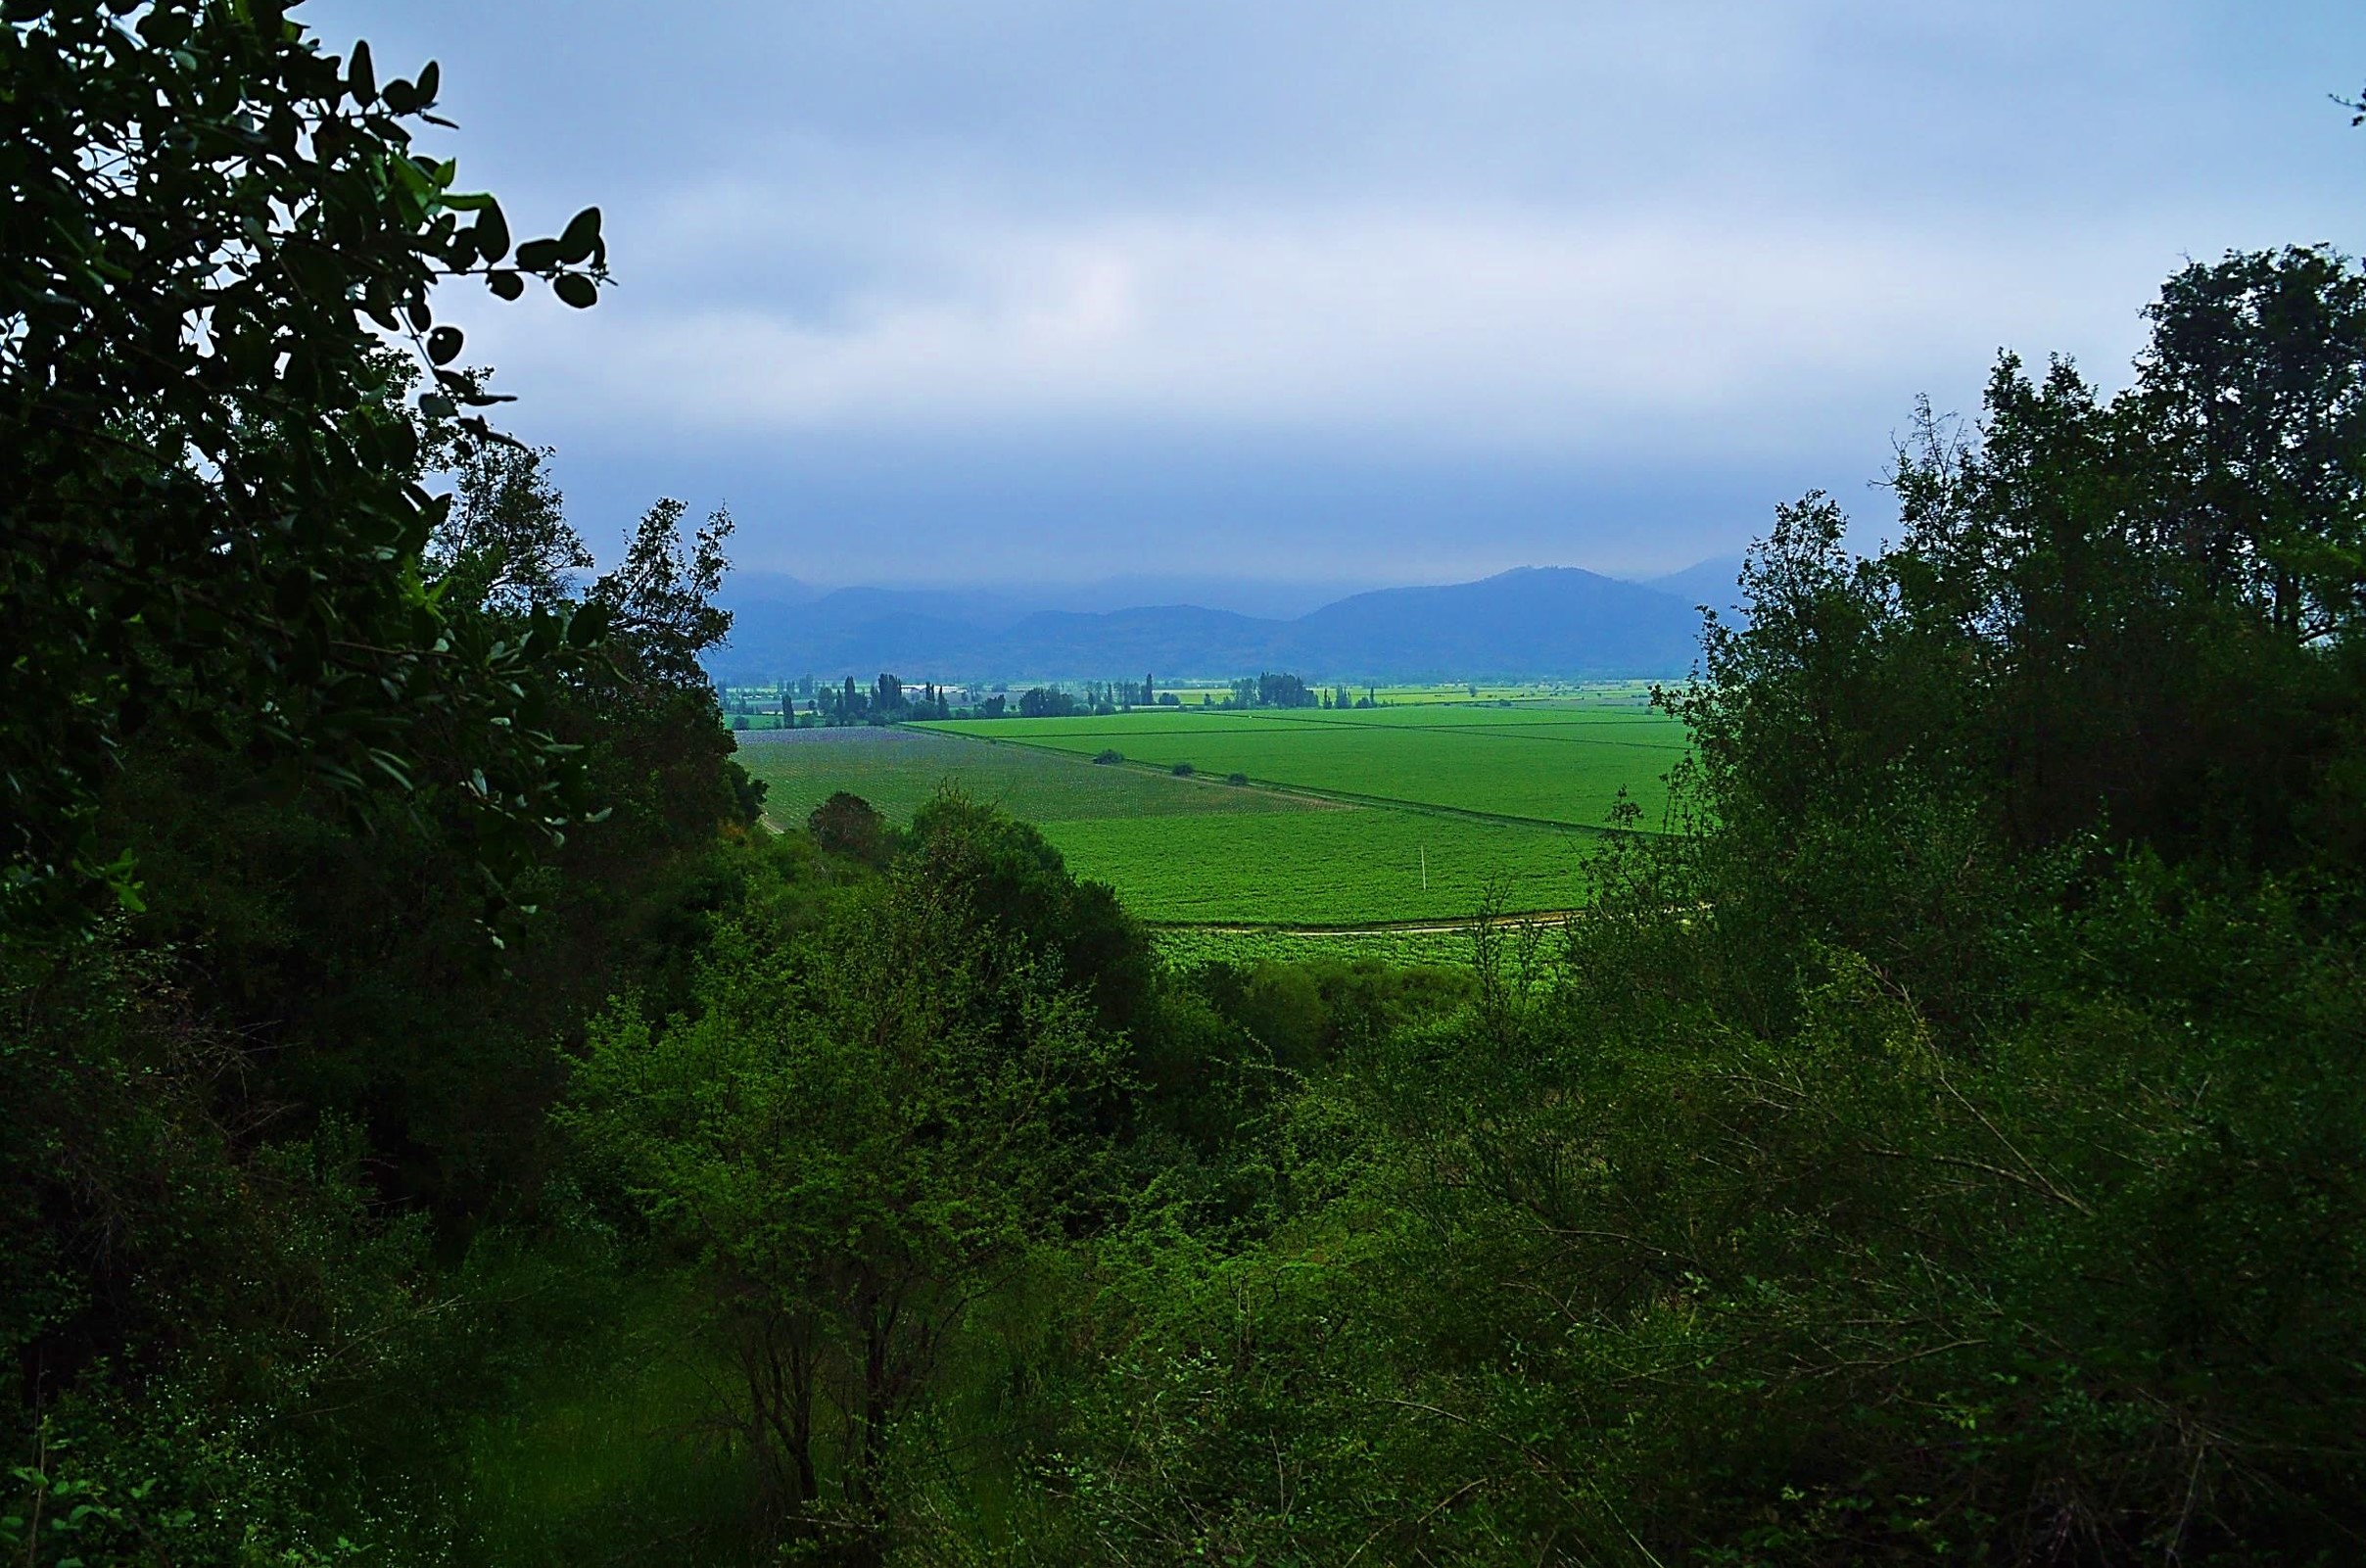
[3,0,611,932]
[564,811,1125,1547]
[427,440,589,613]
[589,499,733,690]
[1256,672,1311,708]
[809,791,893,865]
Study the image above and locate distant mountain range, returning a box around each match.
[1640,556,1749,615]
[707,560,1749,686]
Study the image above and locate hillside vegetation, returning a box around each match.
[710,566,1709,686]
[7,7,2366,1566]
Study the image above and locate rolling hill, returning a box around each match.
[1643,556,1750,616]
[708,565,1710,684]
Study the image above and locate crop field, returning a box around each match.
[735,728,1596,926]
[736,695,1683,947]
[1038,810,1590,925]
[914,699,1691,829]
[1353,681,1660,706]
[734,727,1316,826]
[1156,682,1655,708]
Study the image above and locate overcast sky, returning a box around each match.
[319,0,2366,590]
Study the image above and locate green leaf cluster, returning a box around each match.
[2,0,611,933]
[562,804,1129,1549]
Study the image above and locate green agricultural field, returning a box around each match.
[1358,681,1659,706]
[734,727,1593,927]
[918,699,1691,829]
[737,697,1675,936]
[1039,810,1589,925]
[734,727,1317,827]
[1166,682,1656,708]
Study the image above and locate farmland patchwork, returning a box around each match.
[734,693,1689,934]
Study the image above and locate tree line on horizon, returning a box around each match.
[730,667,1384,728]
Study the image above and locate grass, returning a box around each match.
[458,1269,758,1566]
[1159,682,1660,708]
[734,692,1680,930]
[735,727,1318,828]
[1039,810,1587,925]
[916,701,1691,829]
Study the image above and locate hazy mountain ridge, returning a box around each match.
[1643,556,1750,615]
[710,564,1722,684]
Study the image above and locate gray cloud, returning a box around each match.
[320,0,2366,582]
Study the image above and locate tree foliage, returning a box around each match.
[1013,251,2366,1564]
[2,9,775,1561]
[564,806,1126,1551]
[2,0,609,930]
[428,438,591,614]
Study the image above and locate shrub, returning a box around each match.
[563,803,1127,1552]
[807,791,893,864]
[1226,772,1250,786]
[1093,748,1124,765]
[1171,762,1195,777]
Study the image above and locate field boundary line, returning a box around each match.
[908,726,1646,836]
[1208,707,1688,751]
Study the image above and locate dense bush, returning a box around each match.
[997,249,2366,1565]
[564,812,1129,1551]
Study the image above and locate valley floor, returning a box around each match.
[733,691,1687,933]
